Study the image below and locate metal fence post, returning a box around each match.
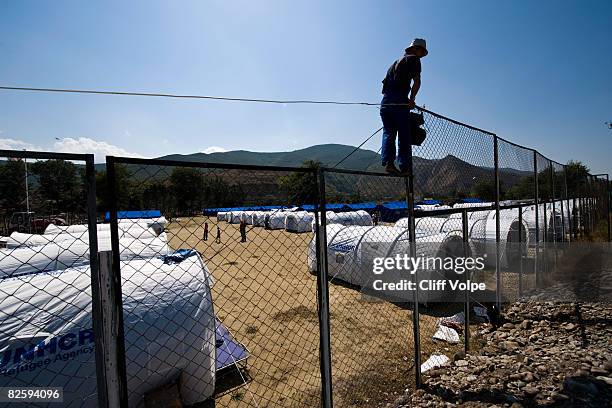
[518,205,523,297]
[584,177,589,234]
[493,135,501,307]
[573,196,578,239]
[559,174,566,243]
[542,200,548,281]
[533,151,539,287]
[592,180,595,230]
[316,168,334,408]
[105,156,129,408]
[403,147,421,387]
[580,194,584,237]
[550,164,557,243]
[564,167,572,243]
[84,155,110,408]
[95,251,127,408]
[462,209,470,354]
[607,174,611,242]
[549,164,558,271]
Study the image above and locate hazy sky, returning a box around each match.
[1,0,610,173]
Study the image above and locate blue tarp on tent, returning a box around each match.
[327,203,350,211]
[204,205,291,216]
[259,205,286,210]
[299,203,349,212]
[347,202,377,211]
[379,201,408,222]
[105,210,161,221]
[418,199,442,205]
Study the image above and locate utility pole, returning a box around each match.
[24,150,30,214]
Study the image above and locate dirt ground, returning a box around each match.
[160,214,610,407]
[166,216,463,407]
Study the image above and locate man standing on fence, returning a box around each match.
[203,222,209,241]
[216,226,222,243]
[380,38,428,175]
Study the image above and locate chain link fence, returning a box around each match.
[0,106,610,407]
[104,157,324,407]
[0,150,100,407]
[318,168,415,407]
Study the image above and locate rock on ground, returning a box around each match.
[390,301,612,407]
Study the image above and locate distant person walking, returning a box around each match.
[216,226,222,243]
[239,219,247,243]
[203,222,209,241]
[372,212,379,226]
[380,38,428,175]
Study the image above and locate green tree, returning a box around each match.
[142,180,174,214]
[95,164,136,212]
[505,175,535,200]
[170,167,205,215]
[30,159,82,213]
[0,159,27,215]
[277,160,319,205]
[471,179,504,202]
[565,160,590,197]
[201,175,245,208]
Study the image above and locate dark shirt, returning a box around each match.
[382,53,421,99]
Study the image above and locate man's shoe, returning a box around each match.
[398,169,412,177]
[384,163,400,174]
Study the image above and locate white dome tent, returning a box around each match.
[0,253,216,407]
[9,225,159,248]
[1,233,170,279]
[452,202,494,209]
[468,209,529,268]
[250,211,269,227]
[229,212,244,224]
[394,207,529,270]
[239,211,257,224]
[326,210,373,227]
[265,211,288,230]
[285,211,315,233]
[308,225,478,302]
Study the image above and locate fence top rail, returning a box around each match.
[412,202,536,218]
[106,155,316,173]
[414,206,494,218]
[550,159,565,168]
[494,135,535,152]
[0,149,93,162]
[418,107,496,136]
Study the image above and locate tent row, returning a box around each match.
[307,225,471,303]
[217,209,374,233]
[206,198,489,220]
[0,218,230,406]
[396,199,581,245]
[308,199,585,300]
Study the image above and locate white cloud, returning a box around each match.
[53,137,146,162]
[1,136,147,163]
[0,138,40,151]
[201,146,228,154]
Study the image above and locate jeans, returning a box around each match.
[380,95,411,171]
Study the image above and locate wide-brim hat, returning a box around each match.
[406,38,428,56]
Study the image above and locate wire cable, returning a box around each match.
[0,85,498,136]
[330,127,383,168]
[0,86,408,106]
